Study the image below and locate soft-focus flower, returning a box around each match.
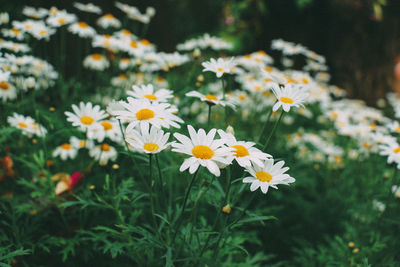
[127,84,173,103]
[65,102,108,131]
[83,54,110,71]
[73,2,102,14]
[89,143,117,165]
[272,83,309,112]
[186,91,235,108]
[97,13,121,29]
[53,143,78,160]
[202,57,236,78]
[68,21,96,38]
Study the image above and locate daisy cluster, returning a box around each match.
[176,33,233,51]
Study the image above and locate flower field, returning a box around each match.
[0,2,399,266]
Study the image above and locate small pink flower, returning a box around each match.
[69,171,83,189]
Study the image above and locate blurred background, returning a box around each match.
[2,0,400,104]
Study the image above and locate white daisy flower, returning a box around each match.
[7,113,46,137]
[1,28,25,40]
[202,57,236,78]
[0,80,17,102]
[68,21,96,38]
[125,123,172,154]
[73,2,102,14]
[379,141,400,165]
[271,83,309,112]
[70,136,94,150]
[52,143,78,160]
[87,119,122,142]
[386,120,400,134]
[243,159,295,194]
[65,102,108,131]
[46,11,77,28]
[89,143,117,166]
[83,54,110,71]
[97,13,121,29]
[127,84,173,103]
[185,91,235,108]
[217,130,271,167]
[171,125,233,177]
[114,98,183,132]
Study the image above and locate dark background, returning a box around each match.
[1,0,400,104]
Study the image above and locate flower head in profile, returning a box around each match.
[53,143,78,160]
[7,113,47,137]
[171,125,233,176]
[186,91,235,108]
[218,130,271,167]
[73,2,102,14]
[202,57,236,78]
[243,159,295,194]
[125,124,172,154]
[271,83,309,112]
[97,13,121,29]
[113,98,183,133]
[127,84,173,103]
[65,102,108,131]
[83,54,110,71]
[68,21,96,38]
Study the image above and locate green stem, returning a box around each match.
[207,104,212,129]
[262,110,285,152]
[172,169,199,244]
[221,77,227,126]
[258,107,273,144]
[149,154,159,234]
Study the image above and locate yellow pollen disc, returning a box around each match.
[254,85,262,91]
[232,145,249,157]
[130,41,138,48]
[370,123,377,129]
[286,78,296,84]
[61,143,72,150]
[192,145,214,159]
[104,13,114,19]
[256,171,272,182]
[101,144,110,151]
[331,112,338,119]
[265,67,273,72]
[58,18,66,25]
[78,21,88,28]
[136,108,154,120]
[144,94,157,100]
[24,25,32,30]
[119,74,127,80]
[217,68,223,72]
[121,58,129,62]
[11,28,20,34]
[140,39,150,46]
[301,78,309,84]
[18,122,28,128]
[395,126,400,132]
[205,94,218,101]
[91,54,102,60]
[39,30,48,36]
[239,95,246,101]
[79,140,86,147]
[244,54,251,59]
[80,116,95,125]
[156,77,165,82]
[393,147,400,154]
[257,50,267,55]
[280,96,294,104]
[0,81,10,90]
[263,91,272,97]
[143,143,159,152]
[334,156,342,163]
[101,121,113,131]
[122,29,131,35]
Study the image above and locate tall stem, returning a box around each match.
[221,77,227,126]
[258,107,273,144]
[207,104,212,129]
[155,154,165,200]
[263,110,285,152]
[172,169,199,244]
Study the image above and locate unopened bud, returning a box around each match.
[222,204,231,214]
[226,125,235,136]
[193,48,201,58]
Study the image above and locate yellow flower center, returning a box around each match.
[239,95,246,101]
[39,30,48,36]
[58,18,66,25]
[205,94,218,101]
[122,29,131,35]
[331,112,338,119]
[232,145,249,157]
[91,54,102,60]
[192,145,214,159]
[143,142,159,152]
[257,50,267,55]
[119,74,127,80]
[217,67,223,72]
[254,85,262,91]
[18,122,28,128]
[301,78,309,84]
[280,96,294,104]
[104,13,114,19]
[79,140,86,147]
[156,77,165,82]
[80,116,95,125]
[11,28,20,34]
[78,21,88,28]
[130,41,138,48]
[101,121,113,131]
[101,144,110,151]
[395,126,400,132]
[265,67,273,72]
[140,39,150,46]
[136,108,154,120]
[144,94,157,100]
[61,143,72,150]
[0,81,9,90]
[256,171,272,182]
[393,147,400,154]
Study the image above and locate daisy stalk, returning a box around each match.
[263,110,285,151]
